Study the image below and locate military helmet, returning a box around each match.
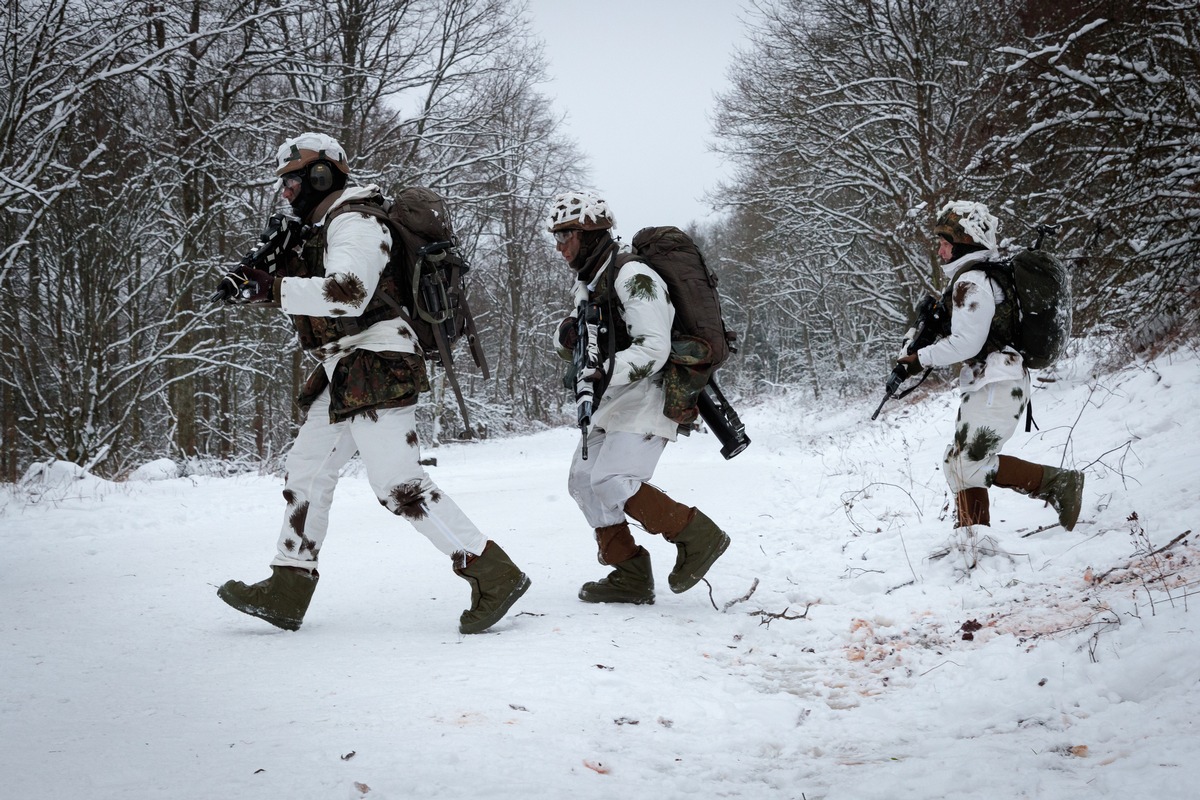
[935,200,998,251]
[274,132,350,178]
[547,191,615,233]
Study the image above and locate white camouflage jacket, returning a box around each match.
[277,186,419,374]
[917,249,1025,391]
[571,246,679,441]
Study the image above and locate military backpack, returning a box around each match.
[614,226,738,424]
[949,246,1072,370]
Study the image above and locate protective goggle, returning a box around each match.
[553,230,576,244]
[280,172,304,191]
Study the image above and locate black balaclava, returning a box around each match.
[287,160,348,223]
[572,229,617,282]
[940,233,987,264]
[950,241,987,262]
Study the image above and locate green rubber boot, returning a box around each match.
[1036,465,1086,531]
[666,510,730,593]
[579,546,655,605]
[217,566,319,631]
[454,541,531,634]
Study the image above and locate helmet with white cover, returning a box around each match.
[547,191,615,233]
[275,132,350,178]
[935,200,998,251]
[274,132,351,220]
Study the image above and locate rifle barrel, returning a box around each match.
[870,389,893,421]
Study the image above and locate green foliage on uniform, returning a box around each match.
[966,426,1002,462]
[627,361,656,381]
[624,273,660,301]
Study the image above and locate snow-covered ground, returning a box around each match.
[4,345,1198,799]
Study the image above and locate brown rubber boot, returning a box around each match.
[579,546,655,605]
[453,541,531,634]
[995,455,1085,531]
[624,483,694,534]
[217,566,319,631]
[930,488,993,568]
[625,483,729,593]
[993,455,1043,494]
[956,487,991,528]
[1035,465,1086,531]
[595,521,639,566]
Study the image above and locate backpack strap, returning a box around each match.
[332,199,482,436]
[583,243,626,393]
[946,259,1018,362]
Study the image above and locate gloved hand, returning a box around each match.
[580,363,607,383]
[557,315,579,350]
[896,352,922,376]
[218,267,274,304]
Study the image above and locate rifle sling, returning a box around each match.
[600,250,618,395]
[433,323,476,438]
[893,366,934,400]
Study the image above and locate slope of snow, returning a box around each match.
[3,346,1198,799]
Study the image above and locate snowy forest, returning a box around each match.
[2,0,1198,483]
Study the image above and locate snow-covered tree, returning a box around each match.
[980,0,1200,333]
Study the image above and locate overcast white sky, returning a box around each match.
[524,0,748,235]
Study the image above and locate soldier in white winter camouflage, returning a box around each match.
[549,191,731,604]
[214,132,529,633]
[897,201,1086,570]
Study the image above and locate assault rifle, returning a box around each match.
[871,293,949,420]
[209,213,306,304]
[697,378,751,459]
[574,299,605,460]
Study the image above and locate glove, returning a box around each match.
[581,363,607,383]
[220,267,274,304]
[896,352,922,376]
[557,316,579,350]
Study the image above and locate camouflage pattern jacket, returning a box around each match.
[574,247,679,441]
[278,185,428,421]
[917,249,1025,392]
[279,185,419,361]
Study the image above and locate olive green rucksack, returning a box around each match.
[614,226,738,423]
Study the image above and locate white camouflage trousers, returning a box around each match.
[568,428,668,528]
[271,388,488,570]
[943,375,1030,493]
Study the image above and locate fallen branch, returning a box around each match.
[1094,529,1192,583]
[749,603,812,627]
[722,578,760,612]
[1149,529,1192,558]
[1024,611,1120,642]
[1021,522,1062,538]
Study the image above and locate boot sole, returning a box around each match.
[669,533,731,594]
[459,574,531,635]
[217,586,302,631]
[578,590,655,605]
